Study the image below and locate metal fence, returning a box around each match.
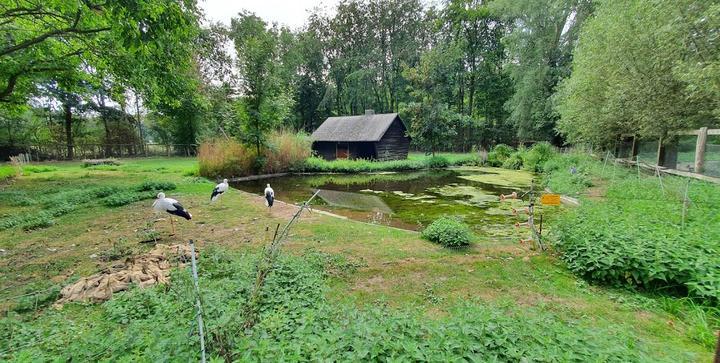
[616,127,720,180]
[1,143,198,161]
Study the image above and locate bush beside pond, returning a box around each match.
[422,217,473,247]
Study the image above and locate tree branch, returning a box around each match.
[0,9,109,57]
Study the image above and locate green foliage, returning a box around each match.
[556,0,720,146]
[427,156,449,169]
[493,0,593,141]
[20,213,54,231]
[0,165,17,181]
[0,190,36,206]
[21,165,58,174]
[0,250,647,361]
[501,150,524,170]
[553,176,720,304]
[103,191,154,207]
[421,217,473,247]
[299,153,477,173]
[542,153,597,195]
[522,142,555,172]
[10,287,61,313]
[301,156,425,173]
[135,181,177,192]
[230,12,293,155]
[486,144,513,167]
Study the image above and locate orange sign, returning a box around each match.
[540,194,561,206]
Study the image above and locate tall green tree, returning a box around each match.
[556,0,720,146]
[230,12,293,155]
[403,44,468,154]
[494,0,592,142]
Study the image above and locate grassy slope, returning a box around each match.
[0,157,713,360]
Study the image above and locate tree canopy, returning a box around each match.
[1,0,718,157]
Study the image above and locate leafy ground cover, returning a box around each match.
[0,156,715,361]
[545,152,720,348]
[421,216,473,247]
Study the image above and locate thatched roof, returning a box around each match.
[311,113,400,142]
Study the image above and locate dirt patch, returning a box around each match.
[55,244,195,305]
[352,275,387,292]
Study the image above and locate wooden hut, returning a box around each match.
[311,111,410,161]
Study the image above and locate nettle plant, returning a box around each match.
[421,216,473,247]
[553,177,720,304]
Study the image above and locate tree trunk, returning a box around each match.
[99,93,111,157]
[64,103,73,160]
[135,95,145,156]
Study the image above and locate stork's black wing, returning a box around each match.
[211,186,223,201]
[168,202,192,220]
[265,191,274,207]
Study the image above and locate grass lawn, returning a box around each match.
[0,157,714,361]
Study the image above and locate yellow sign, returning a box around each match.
[540,194,561,206]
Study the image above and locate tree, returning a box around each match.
[441,0,514,148]
[555,0,720,146]
[0,0,202,104]
[230,12,292,155]
[403,45,467,154]
[494,0,593,142]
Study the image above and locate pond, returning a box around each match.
[231,167,543,238]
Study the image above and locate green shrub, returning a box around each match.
[487,144,513,167]
[421,216,473,247]
[103,192,145,207]
[21,213,54,231]
[92,186,123,198]
[522,142,556,172]
[502,151,524,170]
[0,165,17,181]
[135,181,176,192]
[427,155,449,169]
[21,165,58,173]
[300,156,427,173]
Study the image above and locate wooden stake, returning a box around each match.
[681,179,690,229]
[188,240,207,363]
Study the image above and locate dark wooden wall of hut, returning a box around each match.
[312,142,336,160]
[350,142,376,159]
[374,118,409,161]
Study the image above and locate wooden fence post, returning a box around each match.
[695,127,708,174]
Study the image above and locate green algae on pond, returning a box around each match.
[231,167,553,238]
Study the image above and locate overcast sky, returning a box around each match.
[199,0,340,29]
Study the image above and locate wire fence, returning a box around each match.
[1,143,199,161]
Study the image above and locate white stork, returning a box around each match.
[152,192,192,235]
[211,178,229,204]
[264,183,274,211]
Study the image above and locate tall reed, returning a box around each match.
[198,131,311,178]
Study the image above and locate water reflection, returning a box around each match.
[231,167,536,236]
